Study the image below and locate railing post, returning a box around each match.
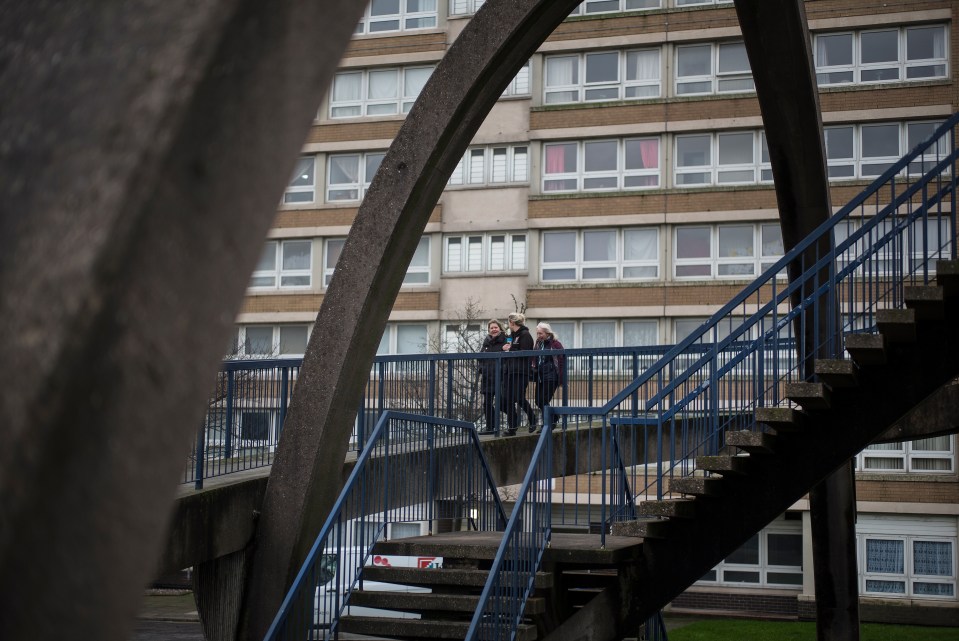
[224,369,235,460]
[428,360,437,417]
[279,366,289,434]
[600,413,607,548]
[194,417,206,491]
[446,358,454,419]
[494,357,502,434]
[427,421,436,534]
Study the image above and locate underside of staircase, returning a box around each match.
[331,261,959,641]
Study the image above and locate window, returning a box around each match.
[327,151,385,202]
[676,41,753,95]
[444,232,526,273]
[674,130,770,186]
[449,145,529,186]
[825,120,945,180]
[674,223,784,279]
[675,0,733,5]
[330,66,434,118]
[541,319,659,349]
[326,237,430,286]
[859,518,957,599]
[814,25,948,86]
[284,157,316,204]
[699,516,803,587]
[857,436,954,474]
[449,0,484,16]
[442,323,484,353]
[355,0,437,35]
[568,0,661,15]
[377,323,429,354]
[502,62,531,97]
[234,325,310,358]
[542,228,659,282]
[544,49,661,104]
[250,240,312,289]
[543,138,660,193]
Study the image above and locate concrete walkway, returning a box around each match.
[133,591,203,641]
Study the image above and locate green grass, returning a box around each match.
[667,619,959,641]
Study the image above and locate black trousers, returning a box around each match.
[500,370,532,431]
[535,377,561,428]
[481,383,500,433]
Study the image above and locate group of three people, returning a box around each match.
[478,313,565,436]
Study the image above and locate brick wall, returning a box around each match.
[241,291,439,315]
[856,479,959,503]
[273,205,441,230]
[671,588,799,618]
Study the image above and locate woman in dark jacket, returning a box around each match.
[532,322,565,432]
[478,319,507,435]
[501,313,535,436]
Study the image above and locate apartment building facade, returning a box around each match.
[237,0,958,624]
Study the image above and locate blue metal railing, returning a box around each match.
[539,113,957,545]
[263,411,507,641]
[466,422,553,641]
[187,346,673,488]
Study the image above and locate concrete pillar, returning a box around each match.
[809,462,861,641]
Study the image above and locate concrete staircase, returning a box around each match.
[335,260,959,639]
[337,532,642,640]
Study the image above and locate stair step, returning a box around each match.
[814,359,859,388]
[877,308,916,343]
[845,332,886,366]
[754,407,807,433]
[610,518,672,539]
[339,615,537,641]
[638,498,697,519]
[785,382,831,410]
[936,259,959,294]
[669,476,727,497]
[725,430,777,454]
[348,591,546,615]
[361,566,553,589]
[696,455,751,476]
[904,285,946,320]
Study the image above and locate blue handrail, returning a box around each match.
[263,411,507,641]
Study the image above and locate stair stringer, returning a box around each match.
[568,311,959,635]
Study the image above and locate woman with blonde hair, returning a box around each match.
[532,322,565,432]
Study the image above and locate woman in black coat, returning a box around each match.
[478,319,507,435]
[532,322,565,432]
[501,313,535,436]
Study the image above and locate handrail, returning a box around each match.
[466,414,553,641]
[263,411,507,641]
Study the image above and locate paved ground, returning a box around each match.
[133,591,203,641]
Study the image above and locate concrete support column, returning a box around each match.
[809,461,860,641]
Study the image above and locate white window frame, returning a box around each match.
[856,436,955,474]
[329,65,435,119]
[673,222,785,280]
[675,40,753,96]
[326,236,430,286]
[250,240,313,290]
[444,232,527,274]
[859,532,957,599]
[568,0,662,16]
[675,0,733,6]
[378,323,430,355]
[814,24,949,87]
[541,228,660,283]
[542,138,661,193]
[825,120,946,181]
[326,151,386,202]
[502,61,531,97]
[283,157,316,205]
[697,516,803,589]
[449,0,484,16]
[448,144,529,187]
[355,0,438,35]
[674,130,769,187]
[543,48,661,104]
[235,325,311,358]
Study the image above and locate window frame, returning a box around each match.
[329,65,436,119]
[544,48,662,105]
[283,157,317,205]
[327,236,431,286]
[541,227,660,283]
[250,239,314,290]
[814,24,949,87]
[860,533,957,599]
[355,0,438,36]
[234,324,311,358]
[443,232,528,274]
[674,131,771,187]
[542,137,661,193]
[697,517,804,589]
[377,322,430,355]
[675,40,754,97]
[824,120,946,181]
[673,222,785,280]
[856,436,955,474]
[448,144,530,187]
[326,151,386,202]
[568,0,663,16]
